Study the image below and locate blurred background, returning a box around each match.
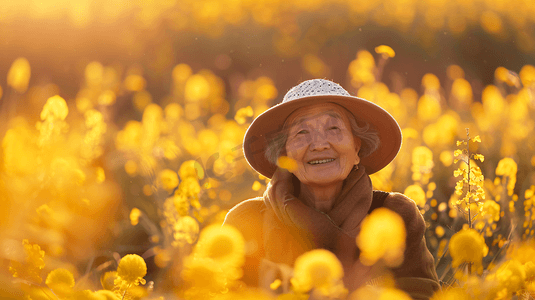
[1,0,535,298]
[1,0,534,99]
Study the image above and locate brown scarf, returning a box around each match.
[261,167,374,275]
[258,167,440,296]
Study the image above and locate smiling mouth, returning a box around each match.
[308,158,335,165]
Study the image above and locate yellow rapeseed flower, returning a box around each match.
[96,167,106,183]
[101,271,118,290]
[41,95,69,121]
[181,256,226,292]
[277,156,298,172]
[179,160,205,180]
[486,260,526,297]
[376,287,412,300]
[124,160,138,176]
[172,63,192,83]
[439,150,454,167]
[417,94,441,121]
[7,57,31,93]
[252,180,262,191]
[85,61,104,87]
[507,240,535,265]
[447,65,465,80]
[173,216,199,246]
[525,261,535,282]
[403,185,426,207]
[115,254,147,287]
[116,121,142,150]
[355,50,375,69]
[375,45,396,58]
[435,226,445,238]
[71,290,106,300]
[159,169,179,192]
[449,228,488,273]
[179,177,201,207]
[2,119,38,175]
[430,287,471,300]
[422,73,440,91]
[165,102,184,121]
[473,154,484,162]
[482,85,505,118]
[451,78,472,104]
[9,239,45,284]
[98,90,116,106]
[519,65,535,87]
[130,208,142,226]
[480,10,503,34]
[212,289,274,300]
[479,200,500,224]
[45,268,75,298]
[95,289,121,300]
[495,67,519,87]
[124,74,146,91]
[422,112,460,147]
[350,285,412,300]
[357,208,406,267]
[270,279,282,290]
[193,224,245,268]
[496,157,517,196]
[234,106,254,124]
[302,54,328,77]
[157,138,182,160]
[185,74,210,102]
[291,249,345,294]
[198,129,220,155]
[173,192,190,216]
[348,51,376,85]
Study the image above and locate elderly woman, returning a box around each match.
[223,79,439,299]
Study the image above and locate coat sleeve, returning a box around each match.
[383,192,441,300]
[223,198,266,287]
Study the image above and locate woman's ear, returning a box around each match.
[354,136,362,165]
[353,136,362,152]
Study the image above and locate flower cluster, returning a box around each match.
[180,224,245,298]
[357,208,407,268]
[453,131,486,227]
[290,249,347,298]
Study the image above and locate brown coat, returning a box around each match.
[223,169,439,299]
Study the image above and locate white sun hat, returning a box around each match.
[242,79,402,178]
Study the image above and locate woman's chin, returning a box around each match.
[301,174,346,187]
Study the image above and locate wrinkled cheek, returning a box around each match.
[337,159,353,178]
[297,168,313,183]
[285,143,306,159]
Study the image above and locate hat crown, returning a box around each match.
[283,79,350,103]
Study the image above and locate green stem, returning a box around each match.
[466,129,472,276]
[39,286,56,300]
[467,128,472,230]
[121,283,131,300]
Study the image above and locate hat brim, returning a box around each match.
[243,94,402,178]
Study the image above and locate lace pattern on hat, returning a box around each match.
[283,79,350,102]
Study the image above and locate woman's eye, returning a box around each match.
[329,126,340,130]
[297,130,308,135]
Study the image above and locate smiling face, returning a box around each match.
[284,103,361,187]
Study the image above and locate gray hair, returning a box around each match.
[264,109,380,165]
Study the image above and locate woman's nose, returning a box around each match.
[309,137,330,151]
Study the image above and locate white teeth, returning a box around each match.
[308,159,335,165]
